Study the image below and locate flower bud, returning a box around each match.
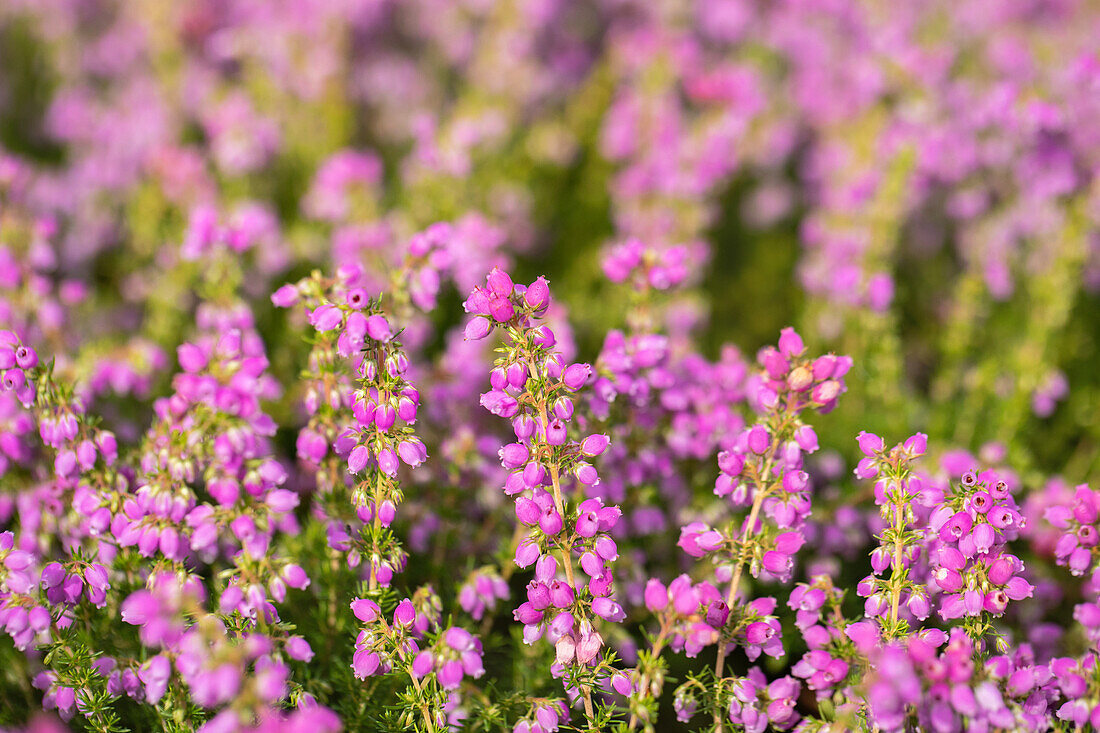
[561,363,591,391]
[580,434,610,457]
[778,327,804,358]
[487,268,514,297]
[524,277,550,310]
[465,317,491,340]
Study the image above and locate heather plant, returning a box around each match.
[3,1,1100,732]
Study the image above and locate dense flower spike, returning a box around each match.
[853,432,929,639]
[1049,484,1100,579]
[349,587,485,731]
[928,471,1033,637]
[458,567,510,622]
[697,329,848,730]
[465,269,623,726]
[275,267,427,587]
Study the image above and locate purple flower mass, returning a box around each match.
[0,0,1099,731]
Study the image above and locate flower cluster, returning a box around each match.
[0,532,54,650]
[350,590,484,730]
[586,328,749,532]
[457,567,510,622]
[852,432,929,638]
[1048,483,1100,578]
[788,576,857,701]
[705,330,848,718]
[725,669,800,732]
[864,630,1059,732]
[622,574,726,729]
[642,575,725,658]
[928,471,1033,634]
[275,266,424,586]
[125,304,289,563]
[0,332,38,406]
[601,239,699,291]
[710,329,849,575]
[510,699,570,733]
[466,268,622,724]
[119,571,324,731]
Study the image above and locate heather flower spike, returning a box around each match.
[465,269,622,728]
[853,432,929,640]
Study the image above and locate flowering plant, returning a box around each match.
[2,1,1100,731]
